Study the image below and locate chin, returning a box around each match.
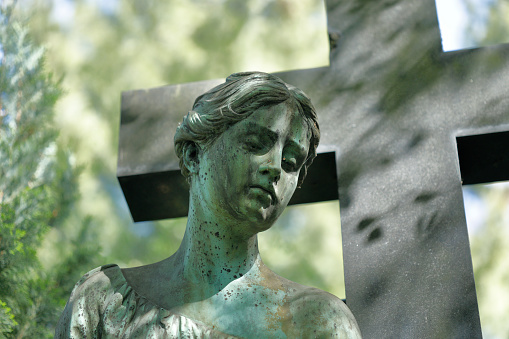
[254,211,276,229]
[236,204,280,233]
[254,206,285,232]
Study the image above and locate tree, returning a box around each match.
[0,3,101,337]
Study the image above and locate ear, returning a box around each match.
[183,142,200,175]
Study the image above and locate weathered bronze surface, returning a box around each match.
[57,73,362,338]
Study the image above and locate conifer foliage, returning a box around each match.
[0,4,96,337]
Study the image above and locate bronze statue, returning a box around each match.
[56,72,361,338]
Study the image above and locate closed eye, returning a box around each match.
[242,131,275,154]
[283,140,307,172]
[244,138,264,152]
[282,155,299,172]
[240,122,277,153]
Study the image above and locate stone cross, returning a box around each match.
[117,0,509,337]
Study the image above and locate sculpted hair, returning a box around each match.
[174,71,320,186]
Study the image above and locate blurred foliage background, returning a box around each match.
[0,0,507,337]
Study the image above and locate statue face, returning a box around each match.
[194,101,310,234]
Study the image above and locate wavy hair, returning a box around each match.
[174,71,320,186]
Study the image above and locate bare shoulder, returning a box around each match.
[257,265,361,337]
[55,264,121,337]
[285,281,362,338]
[69,264,119,301]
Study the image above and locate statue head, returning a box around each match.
[174,71,320,188]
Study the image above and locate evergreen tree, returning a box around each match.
[0,4,100,337]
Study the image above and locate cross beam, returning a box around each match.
[118,0,509,337]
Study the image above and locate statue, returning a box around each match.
[55,72,362,338]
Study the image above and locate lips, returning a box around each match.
[250,185,277,204]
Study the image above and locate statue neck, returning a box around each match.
[175,194,262,291]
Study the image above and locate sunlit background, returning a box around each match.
[2,0,508,337]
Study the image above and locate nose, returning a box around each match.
[259,148,282,183]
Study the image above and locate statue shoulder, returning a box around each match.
[68,264,120,304]
[288,286,362,338]
[55,264,121,338]
[257,266,361,337]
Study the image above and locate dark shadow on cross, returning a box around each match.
[117,0,509,337]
